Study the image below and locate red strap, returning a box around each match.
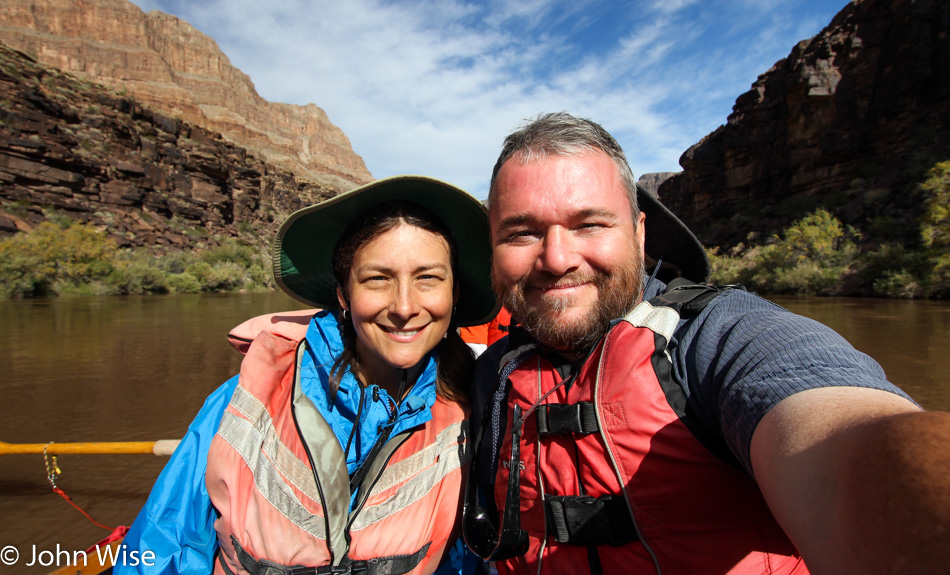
[52,486,115,531]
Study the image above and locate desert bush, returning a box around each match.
[166,272,203,294]
[920,161,950,296]
[109,255,169,295]
[0,220,117,297]
[0,220,273,298]
[708,209,859,295]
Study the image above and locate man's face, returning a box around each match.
[489,151,647,353]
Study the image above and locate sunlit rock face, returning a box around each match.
[658,0,950,251]
[0,0,373,193]
[0,42,337,248]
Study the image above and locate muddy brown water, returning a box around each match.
[0,292,947,572]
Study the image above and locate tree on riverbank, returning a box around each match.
[3,161,949,299]
[710,161,950,299]
[0,215,272,298]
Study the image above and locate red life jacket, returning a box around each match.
[207,312,470,575]
[482,286,809,575]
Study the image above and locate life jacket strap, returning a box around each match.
[225,536,431,575]
[544,495,639,546]
[536,402,599,435]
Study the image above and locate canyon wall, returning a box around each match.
[659,0,950,250]
[0,0,372,193]
[0,43,335,248]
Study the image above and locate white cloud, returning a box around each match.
[129,0,851,199]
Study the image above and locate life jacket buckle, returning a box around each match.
[536,402,599,435]
[311,562,367,575]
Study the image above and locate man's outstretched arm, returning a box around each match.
[751,386,950,575]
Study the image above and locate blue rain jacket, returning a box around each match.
[115,310,475,574]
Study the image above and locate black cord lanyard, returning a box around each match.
[348,370,409,494]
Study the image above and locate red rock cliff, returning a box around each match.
[0,0,373,192]
[658,0,950,250]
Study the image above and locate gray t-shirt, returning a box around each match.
[472,281,911,478]
[649,280,910,473]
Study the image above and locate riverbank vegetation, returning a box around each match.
[0,213,272,298]
[2,161,948,300]
[709,161,950,298]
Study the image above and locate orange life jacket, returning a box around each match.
[480,288,809,575]
[207,312,470,575]
[459,308,513,348]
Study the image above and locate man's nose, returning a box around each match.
[536,227,581,275]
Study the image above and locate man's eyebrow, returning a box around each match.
[573,207,617,220]
[497,213,533,228]
[497,207,617,229]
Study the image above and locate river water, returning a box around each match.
[0,292,947,572]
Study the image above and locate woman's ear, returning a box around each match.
[453,283,460,307]
[336,284,348,311]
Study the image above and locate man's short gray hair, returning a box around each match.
[488,112,640,216]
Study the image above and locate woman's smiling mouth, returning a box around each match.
[380,325,426,339]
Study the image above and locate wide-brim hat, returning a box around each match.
[637,184,710,283]
[273,175,499,327]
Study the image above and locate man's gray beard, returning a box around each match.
[496,257,645,354]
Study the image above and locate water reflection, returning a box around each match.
[0,292,308,571]
[0,292,946,571]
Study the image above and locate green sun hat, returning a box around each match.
[273,175,499,327]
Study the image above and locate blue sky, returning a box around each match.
[127,0,850,199]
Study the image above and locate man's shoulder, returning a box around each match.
[641,280,780,328]
[647,282,804,360]
[471,339,507,405]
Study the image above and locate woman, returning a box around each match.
[117,175,498,575]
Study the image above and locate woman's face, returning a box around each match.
[339,222,458,382]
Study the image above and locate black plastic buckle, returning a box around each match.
[536,402,599,435]
[309,560,368,575]
[544,494,639,546]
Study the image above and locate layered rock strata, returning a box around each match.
[659,0,950,250]
[0,0,372,192]
[0,43,335,248]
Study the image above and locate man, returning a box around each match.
[463,112,950,575]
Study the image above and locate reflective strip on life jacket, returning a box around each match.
[215,391,328,539]
[351,420,468,531]
[622,298,681,338]
[208,320,470,575]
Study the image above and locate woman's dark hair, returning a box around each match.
[329,201,474,404]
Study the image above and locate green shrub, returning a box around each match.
[200,238,258,268]
[916,161,950,297]
[56,280,121,297]
[0,220,117,297]
[156,251,197,275]
[0,220,275,298]
[772,260,842,294]
[185,261,247,292]
[929,252,950,298]
[109,260,169,295]
[921,161,950,251]
[708,209,859,295]
[167,272,202,293]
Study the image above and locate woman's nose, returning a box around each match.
[390,284,420,319]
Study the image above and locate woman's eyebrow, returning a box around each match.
[355,262,449,274]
